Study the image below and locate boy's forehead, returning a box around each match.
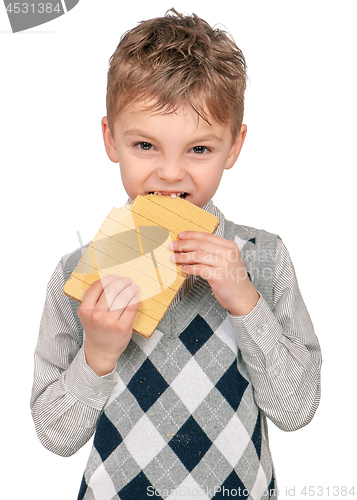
[125,99,198,119]
[113,99,231,139]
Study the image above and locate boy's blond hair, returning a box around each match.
[106,9,247,140]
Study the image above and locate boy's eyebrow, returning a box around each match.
[124,129,156,139]
[124,128,223,143]
[200,135,223,143]
[188,132,224,143]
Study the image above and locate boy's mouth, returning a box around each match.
[149,191,188,199]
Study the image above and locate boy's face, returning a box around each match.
[102,102,247,208]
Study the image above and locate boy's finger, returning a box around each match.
[109,283,140,313]
[80,274,120,310]
[116,294,141,331]
[172,250,218,265]
[172,240,223,254]
[96,276,134,310]
[178,231,235,248]
[174,233,237,253]
[172,241,238,264]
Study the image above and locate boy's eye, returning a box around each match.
[192,146,210,154]
[137,142,154,150]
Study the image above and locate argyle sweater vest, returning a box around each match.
[62,218,279,500]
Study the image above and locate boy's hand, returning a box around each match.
[171,232,259,317]
[77,274,140,376]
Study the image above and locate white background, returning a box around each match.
[1,1,356,498]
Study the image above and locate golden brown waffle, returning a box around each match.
[63,194,219,338]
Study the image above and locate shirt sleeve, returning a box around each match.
[228,237,322,431]
[30,262,119,457]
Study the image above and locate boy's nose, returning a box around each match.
[155,161,186,182]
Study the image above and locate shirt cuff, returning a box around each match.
[228,293,283,356]
[65,346,119,410]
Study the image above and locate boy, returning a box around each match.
[31,9,322,500]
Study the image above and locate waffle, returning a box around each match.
[63,194,219,338]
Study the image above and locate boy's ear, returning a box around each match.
[102,117,119,163]
[225,124,247,170]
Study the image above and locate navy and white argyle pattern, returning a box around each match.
[78,311,276,500]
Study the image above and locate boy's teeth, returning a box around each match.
[153,192,186,198]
